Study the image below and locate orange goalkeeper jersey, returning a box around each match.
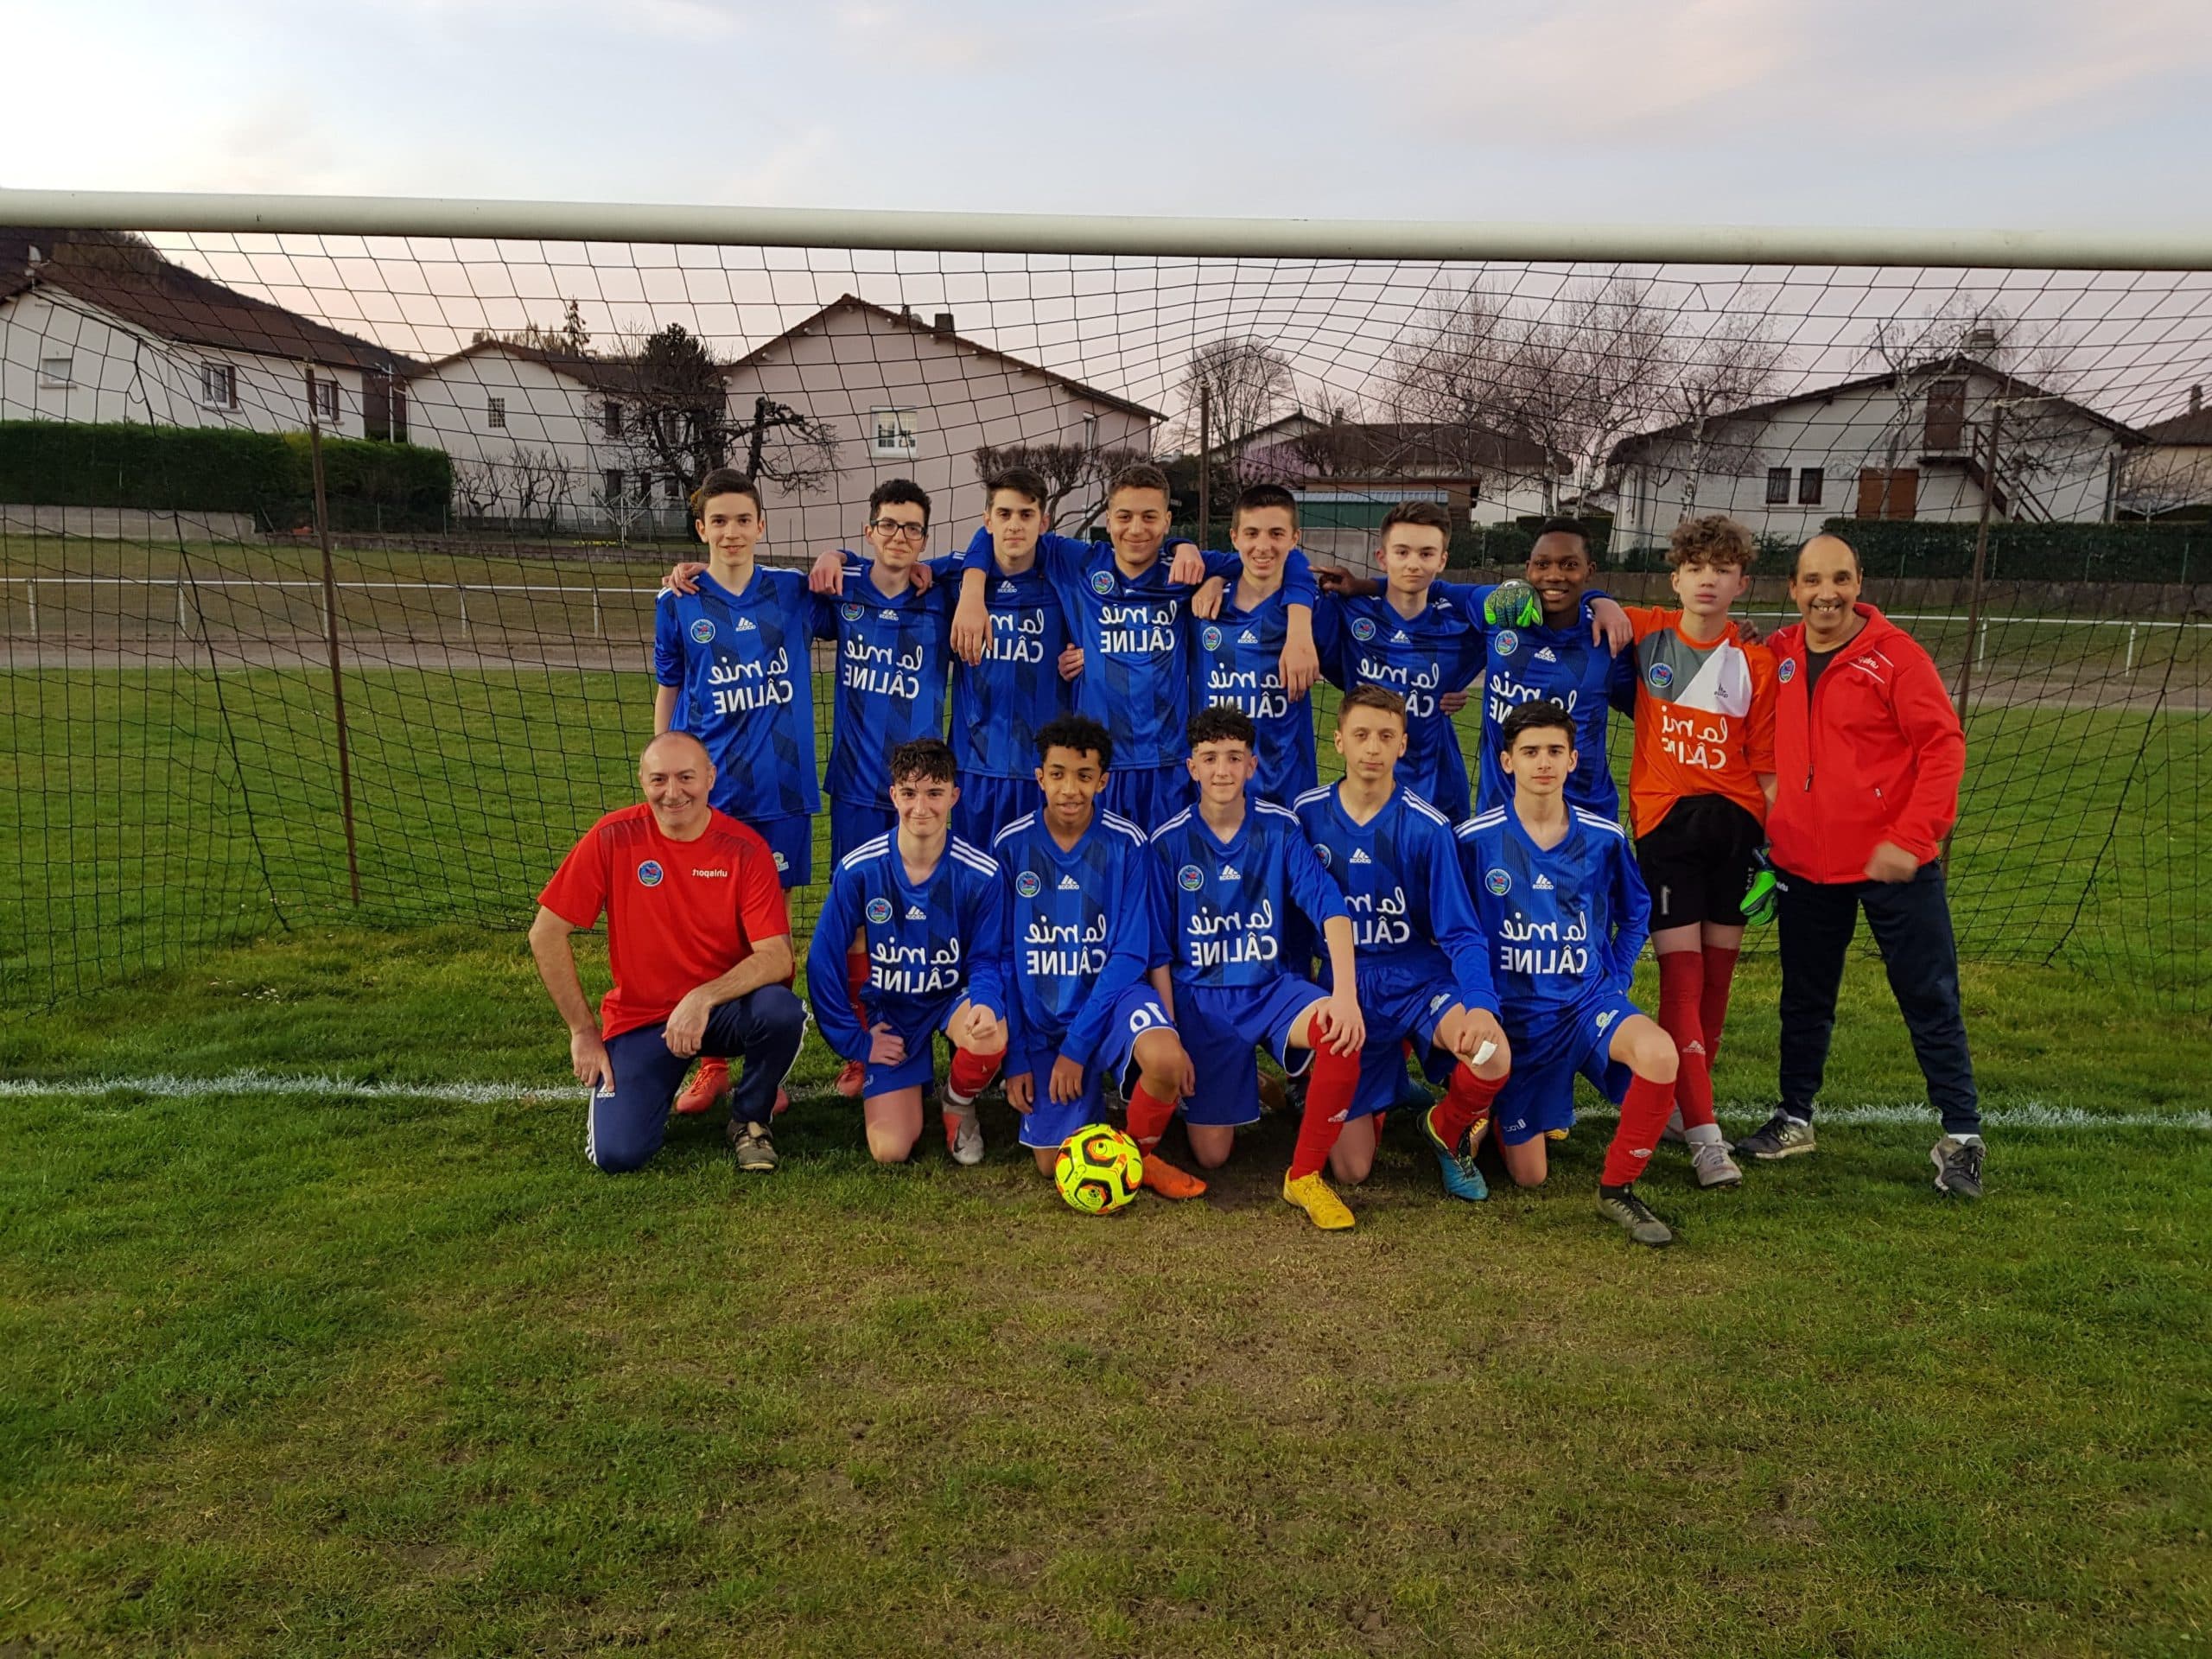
[1624,607,1777,837]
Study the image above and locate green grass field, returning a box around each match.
[3,553,2209,1654]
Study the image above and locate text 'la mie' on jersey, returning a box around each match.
[1148,799,1346,989]
[1454,804,1649,1028]
[1191,582,1318,804]
[822,559,957,806]
[1454,580,1635,821]
[653,566,823,822]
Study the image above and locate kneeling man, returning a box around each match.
[531,732,809,1173]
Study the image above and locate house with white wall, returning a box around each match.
[719,295,1161,557]
[0,228,408,440]
[2122,387,2212,520]
[1240,419,1560,530]
[1605,356,2143,549]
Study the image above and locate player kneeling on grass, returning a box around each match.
[993,715,1206,1200]
[1456,702,1682,1248]
[530,732,808,1175]
[1149,705,1368,1230]
[1293,687,1512,1201]
[805,739,1009,1166]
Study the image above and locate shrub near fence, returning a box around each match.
[0,421,452,533]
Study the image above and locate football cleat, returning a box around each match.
[1421,1105,1490,1203]
[729,1120,777,1172]
[1138,1154,1207,1200]
[1281,1171,1357,1230]
[945,1109,985,1166]
[1596,1185,1674,1248]
[1931,1135,1985,1199]
[673,1058,729,1116]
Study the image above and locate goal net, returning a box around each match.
[2,206,2206,1009]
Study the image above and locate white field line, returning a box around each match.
[0,1071,2206,1132]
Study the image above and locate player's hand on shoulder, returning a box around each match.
[1191,575,1226,620]
[1736,614,1765,645]
[1279,635,1319,699]
[1005,1071,1035,1113]
[1168,544,1209,586]
[1591,595,1632,653]
[868,1021,906,1065]
[665,560,708,595]
[1049,1056,1086,1104]
[807,549,848,594]
[1058,644,1085,681]
[570,1029,613,1090]
[910,561,935,593]
[1312,562,1355,594]
[951,591,989,664]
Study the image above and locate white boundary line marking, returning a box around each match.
[1,1071,2206,1132]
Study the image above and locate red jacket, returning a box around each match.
[1765,604,1965,885]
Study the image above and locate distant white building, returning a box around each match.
[0,228,408,439]
[1606,356,2144,549]
[2123,386,2212,521]
[1241,419,1561,527]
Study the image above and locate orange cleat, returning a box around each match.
[1138,1154,1208,1200]
[834,1059,867,1097]
[773,1087,790,1117]
[673,1058,730,1116]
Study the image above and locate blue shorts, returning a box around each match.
[1102,764,1188,835]
[585,987,809,1173]
[1493,990,1637,1146]
[954,774,1035,852]
[732,812,812,889]
[1175,977,1325,1128]
[860,993,969,1097]
[1010,987,1174,1148]
[1347,966,1465,1120]
[830,798,898,868]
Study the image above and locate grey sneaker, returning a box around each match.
[1932,1135,1985,1199]
[1596,1185,1674,1248]
[1690,1140,1744,1189]
[945,1109,985,1167]
[1734,1110,1816,1160]
[1660,1105,1688,1146]
[729,1120,777,1172]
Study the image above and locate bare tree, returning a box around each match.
[505,446,569,524]
[1182,335,1295,480]
[1656,309,1790,519]
[472,297,591,355]
[606,325,840,499]
[449,456,499,520]
[972,441,1148,530]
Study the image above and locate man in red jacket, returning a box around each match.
[1733,534,1985,1198]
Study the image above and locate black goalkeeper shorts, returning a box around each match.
[1635,795,1765,930]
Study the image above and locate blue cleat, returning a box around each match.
[1422,1104,1490,1203]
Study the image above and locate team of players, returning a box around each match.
[543,462,1965,1246]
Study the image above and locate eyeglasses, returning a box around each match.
[869,519,928,542]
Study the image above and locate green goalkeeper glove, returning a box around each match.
[1741,848,1778,926]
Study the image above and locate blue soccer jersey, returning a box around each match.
[1190,584,1317,804]
[992,808,1164,1065]
[821,563,955,807]
[804,834,1007,1059]
[930,554,1071,780]
[1293,782,1497,1015]
[1450,580,1636,821]
[1316,588,1488,823]
[1454,804,1650,1030]
[1149,800,1346,989]
[652,567,823,822]
[963,531,1316,772]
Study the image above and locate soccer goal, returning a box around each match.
[2,191,2206,1009]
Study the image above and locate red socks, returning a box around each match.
[1700,944,1741,1069]
[1602,1073,1677,1187]
[1430,1062,1504,1147]
[1125,1081,1179,1150]
[1656,949,1716,1131]
[1288,1013,1360,1179]
[945,1046,1001,1107]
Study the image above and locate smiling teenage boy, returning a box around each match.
[1188,483,1321,805]
[1149,705,1368,1230]
[806,738,1009,1166]
[1456,701,1682,1248]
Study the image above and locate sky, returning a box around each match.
[10,0,2212,429]
[13,0,2212,227]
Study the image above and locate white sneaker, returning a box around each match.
[945,1109,984,1166]
[1691,1140,1743,1189]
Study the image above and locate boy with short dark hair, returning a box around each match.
[1149,704,1370,1230]
[1618,513,1777,1188]
[992,714,1206,1198]
[1293,686,1511,1201]
[1456,700,1683,1247]
[806,737,1009,1166]
[950,464,1319,832]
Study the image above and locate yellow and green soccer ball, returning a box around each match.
[1054,1123,1143,1214]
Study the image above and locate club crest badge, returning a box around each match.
[637,860,664,887]
[688,618,715,645]
[865,896,893,925]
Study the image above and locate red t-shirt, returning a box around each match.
[537,804,791,1039]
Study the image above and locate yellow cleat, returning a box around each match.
[1281,1171,1356,1230]
[1546,1128,1570,1142]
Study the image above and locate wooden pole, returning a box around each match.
[1953,401,2003,723]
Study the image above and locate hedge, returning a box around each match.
[1803,519,2208,584]
[0,422,453,533]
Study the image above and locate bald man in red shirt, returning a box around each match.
[531,731,808,1173]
